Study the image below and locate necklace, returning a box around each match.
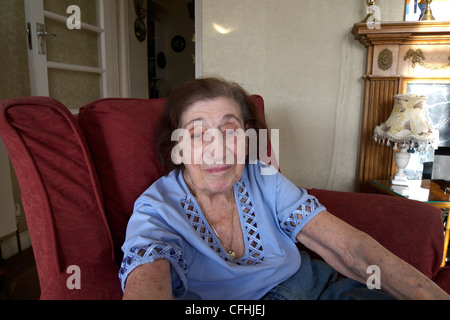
[200,203,236,260]
[183,172,236,260]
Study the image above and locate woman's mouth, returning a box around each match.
[204,165,233,173]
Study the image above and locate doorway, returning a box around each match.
[147,0,196,98]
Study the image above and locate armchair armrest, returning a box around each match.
[307,188,446,284]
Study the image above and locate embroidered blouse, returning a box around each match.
[119,161,326,299]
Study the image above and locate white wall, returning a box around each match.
[200,0,404,191]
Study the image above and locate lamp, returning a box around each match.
[373,94,439,187]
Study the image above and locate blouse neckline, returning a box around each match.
[178,169,264,265]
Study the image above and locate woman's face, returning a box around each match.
[179,97,246,196]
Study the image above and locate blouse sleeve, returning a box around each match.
[118,200,188,298]
[275,171,327,242]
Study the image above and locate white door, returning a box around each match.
[24,0,119,110]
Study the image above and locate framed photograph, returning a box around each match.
[404,0,450,21]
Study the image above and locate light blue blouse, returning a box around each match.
[119,161,326,299]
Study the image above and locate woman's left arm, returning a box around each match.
[297,210,449,300]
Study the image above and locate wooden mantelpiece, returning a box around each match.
[353,21,450,45]
[352,21,450,192]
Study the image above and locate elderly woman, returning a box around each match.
[119,78,448,300]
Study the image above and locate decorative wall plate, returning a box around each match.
[134,18,146,42]
[171,35,186,52]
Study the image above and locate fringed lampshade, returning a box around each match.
[373,94,439,186]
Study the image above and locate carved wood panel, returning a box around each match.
[358,77,398,192]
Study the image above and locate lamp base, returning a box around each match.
[392,147,411,186]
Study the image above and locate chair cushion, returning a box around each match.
[78,98,169,262]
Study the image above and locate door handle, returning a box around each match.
[37,31,57,38]
[36,22,56,55]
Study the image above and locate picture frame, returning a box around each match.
[404,0,450,21]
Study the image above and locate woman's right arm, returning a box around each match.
[122,259,173,300]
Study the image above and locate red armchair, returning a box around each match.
[0,96,448,299]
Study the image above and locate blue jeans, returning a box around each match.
[261,252,395,300]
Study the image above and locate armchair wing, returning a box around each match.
[0,97,121,299]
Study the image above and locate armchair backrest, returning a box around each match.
[78,98,169,263]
